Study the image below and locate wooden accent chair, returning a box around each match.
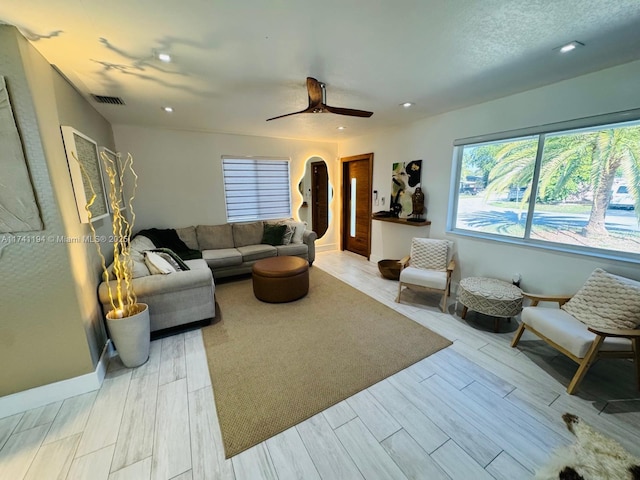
[511,268,640,394]
[396,238,455,312]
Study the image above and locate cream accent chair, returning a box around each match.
[396,238,455,312]
[511,269,640,395]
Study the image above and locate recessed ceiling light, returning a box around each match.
[337,126,346,130]
[157,53,172,63]
[401,102,414,108]
[162,106,174,113]
[557,41,584,53]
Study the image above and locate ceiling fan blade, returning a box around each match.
[266,107,313,122]
[323,104,373,117]
[306,77,323,107]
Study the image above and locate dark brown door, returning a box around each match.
[311,161,329,238]
[341,153,373,258]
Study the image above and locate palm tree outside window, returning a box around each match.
[450,114,640,261]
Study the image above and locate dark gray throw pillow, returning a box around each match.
[261,224,287,246]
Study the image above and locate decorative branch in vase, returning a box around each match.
[75,150,150,367]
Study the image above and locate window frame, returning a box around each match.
[222,156,292,223]
[447,108,640,265]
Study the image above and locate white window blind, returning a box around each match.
[222,157,291,222]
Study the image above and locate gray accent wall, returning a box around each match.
[0,26,115,396]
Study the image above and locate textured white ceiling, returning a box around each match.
[1,0,640,142]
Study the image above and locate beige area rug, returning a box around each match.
[202,267,452,458]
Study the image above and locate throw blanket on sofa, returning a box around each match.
[135,228,202,260]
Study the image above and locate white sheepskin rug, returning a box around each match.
[535,413,640,480]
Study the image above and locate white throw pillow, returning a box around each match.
[144,251,177,275]
[562,268,640,330]
[287,221,306,244]
[410,238,448,271]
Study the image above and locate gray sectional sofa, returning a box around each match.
[176,220,317,279]
[98,220,316,334]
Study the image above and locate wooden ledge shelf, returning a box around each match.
[372,216,431,226]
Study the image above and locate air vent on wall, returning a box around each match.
[91,94,125,105]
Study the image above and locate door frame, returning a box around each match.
[340,153,374,259]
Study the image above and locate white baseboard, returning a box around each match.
[370,254,383,264]
[0,340,112,418]
[316,243,338,252]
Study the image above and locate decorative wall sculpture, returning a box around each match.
[390,160,422,218]
[0,76,43,233]
[61,126,109,223]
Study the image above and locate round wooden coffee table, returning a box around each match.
[252,256,309,303]
[458,277,523,332]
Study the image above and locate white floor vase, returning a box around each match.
[106,303,150,368]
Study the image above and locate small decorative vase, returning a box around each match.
[106,303,150,368]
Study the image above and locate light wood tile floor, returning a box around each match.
[2,250,639,479]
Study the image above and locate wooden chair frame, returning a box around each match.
[511,293,640,394]
[396,256,455,313]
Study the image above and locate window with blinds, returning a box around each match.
[222,157,291,222]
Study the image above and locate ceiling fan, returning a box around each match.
[266,77,373,121]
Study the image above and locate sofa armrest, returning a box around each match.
[99,268,213,303]
[303,229,317,264]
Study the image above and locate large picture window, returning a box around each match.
[222,157,291,222]
[449,112,640,262]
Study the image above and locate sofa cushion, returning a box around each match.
[275,243,308,257]
[562,268,640,330]
[232,221,264,247]
[202,248,243,269]
[184,259,209,270]
[107,257,150,280]
[261,223,287,246]
[129,235,157,261]
[197,224,234,250]
[237,244,277,262]
[176,226,199,250]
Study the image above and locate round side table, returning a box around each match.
[458,277,523,332]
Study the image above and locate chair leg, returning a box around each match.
[511,322,526,347]
[441,289,448,313]
[396,282,403,303]
[567,334,605,395]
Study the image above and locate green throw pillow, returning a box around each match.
[261,224,287,246]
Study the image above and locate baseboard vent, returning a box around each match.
[91,94,125,105]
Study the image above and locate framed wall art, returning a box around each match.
[61,126,110,223]
[390,160,422,218]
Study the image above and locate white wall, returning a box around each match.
[112,126,339,249]
[339,60,640,294]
